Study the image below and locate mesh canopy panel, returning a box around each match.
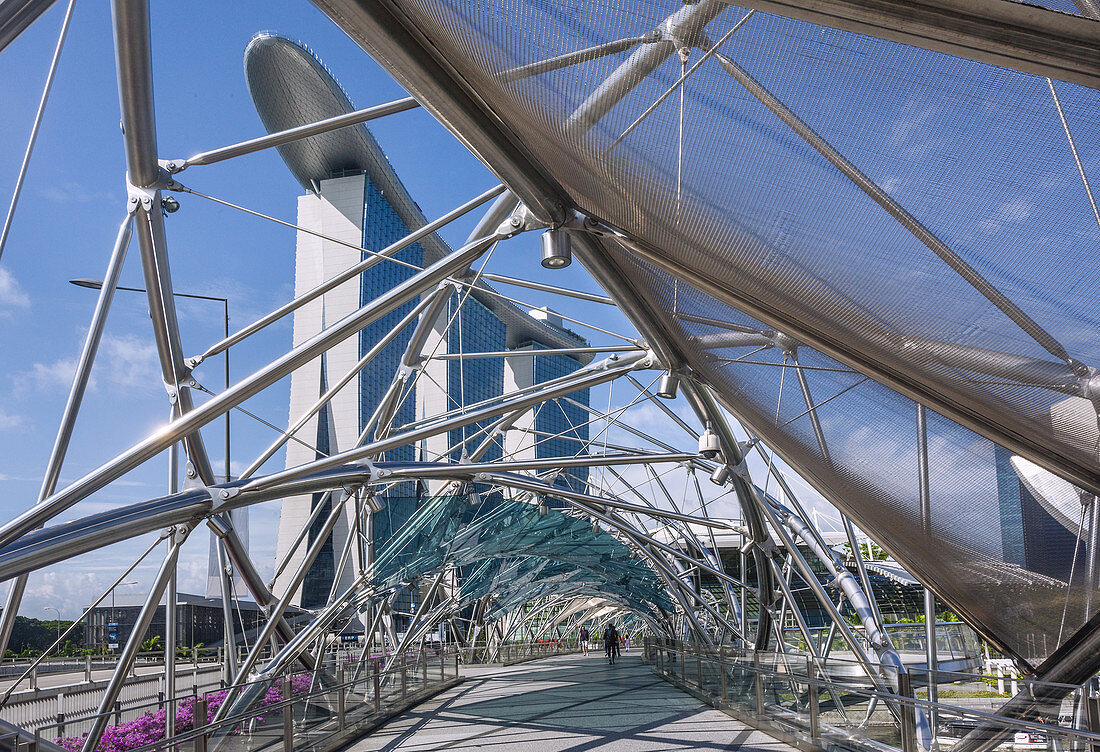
[600,239,1087,666]
[319,0,1100,666]
[352,0,1100,477]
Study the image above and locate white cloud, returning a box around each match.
[37,181,118,206]
[0,268,29,309]
[21,356,80,391]
[0,407,24,431]
[19,333,160,392]
[99,334,160,387]
[23,568,110,619]
[999,197,1034,223]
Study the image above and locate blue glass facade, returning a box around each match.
[302,173,428,611]
[532,345,590,500]
[359,175,426,625]
[358,174,423,463]
[303,354,337,608]
[446,294,506,463]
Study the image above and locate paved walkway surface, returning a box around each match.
[344,652,798,752]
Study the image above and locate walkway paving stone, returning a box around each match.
[344,651,799,752]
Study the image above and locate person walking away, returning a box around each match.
[579,626,590,655]
[604,624,620,665]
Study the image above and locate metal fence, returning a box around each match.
[31,646,460,752]
[780,623,983,667]
[644,637,1100,752]
[497,640,578,664]
[1,664,224,735]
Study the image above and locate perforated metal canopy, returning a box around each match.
[312,0,1100,668]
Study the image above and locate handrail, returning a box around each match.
[31,645,461,752]
[644,637,1100,752]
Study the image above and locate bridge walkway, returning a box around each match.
[345,651,798,752]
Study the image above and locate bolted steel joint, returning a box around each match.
[498,204,546,237]
[1079,367,1100,402]
[159,158,185,175]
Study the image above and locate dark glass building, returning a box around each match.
[82,593,265,652]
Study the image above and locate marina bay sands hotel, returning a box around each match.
[243,33,593,611]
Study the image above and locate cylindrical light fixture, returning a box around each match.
[656,371,679,399]
[540,229,572,269]
[467,485,482,507]
[698,423,721,459]
[365,492,386,513]
[710,464,731,486]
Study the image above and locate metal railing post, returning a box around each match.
[720,656,728,701]
[807,657,819,741]
[55,692,65,738]
[697,653,703,689]
[193,695,207,752]
[401,654,408,700]
[454,649,459,677]
[372,665,381,713]
[422,652,427,686]
[754,662,764,717]
[898,672,917,752]
[29,666,37,690]
[85,654,92,682]
[440,649,445,681]
[337,666,346,732]
[282,677,294,752]
[679,644,685,678]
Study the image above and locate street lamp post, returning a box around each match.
[69,279,231,482]
[43,606,60,644]
[70,279,238,677]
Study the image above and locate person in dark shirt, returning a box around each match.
[579,626,590,655]
[604,624,620,665]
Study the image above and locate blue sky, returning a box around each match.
[0,0,835,619]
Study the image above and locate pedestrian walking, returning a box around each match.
[579,626,590,655]
[604,624,620,665]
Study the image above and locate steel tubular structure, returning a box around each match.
[3,1,1099,752]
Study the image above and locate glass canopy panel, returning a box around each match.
[371,493,674,618]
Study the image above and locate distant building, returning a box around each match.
[996,445,1081,582]
[244,33,592,616]
[82,593,265,651]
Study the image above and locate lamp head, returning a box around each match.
[540,229,572,269]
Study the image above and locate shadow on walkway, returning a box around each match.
[342,652,798,751]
